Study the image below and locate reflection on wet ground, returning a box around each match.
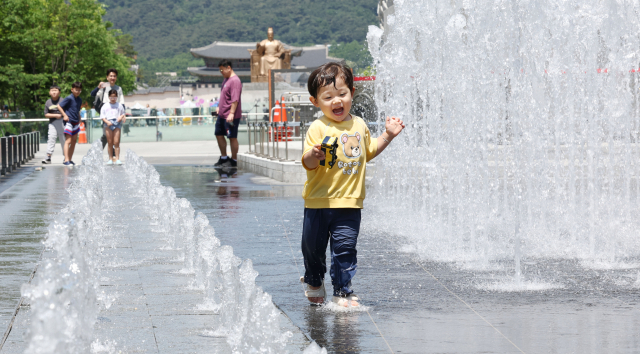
[2,164,640,353]
[0,167,73,332]
[157,165,640,354]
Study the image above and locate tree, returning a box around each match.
[329,40,373,75]
[0,0,136,111]
[115,33,138,59]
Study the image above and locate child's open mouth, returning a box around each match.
[332,107,344,116]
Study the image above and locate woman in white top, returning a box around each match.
[100,89,126,165]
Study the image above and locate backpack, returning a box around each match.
[93,87,105,113]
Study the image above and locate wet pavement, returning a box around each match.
[1,164,308,353]
[153,166,640,354]
[1,162,640,353]
[0,166,71,333]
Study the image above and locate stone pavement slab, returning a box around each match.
[0,166,72,336]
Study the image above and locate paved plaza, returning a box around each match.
[1,145,640,353]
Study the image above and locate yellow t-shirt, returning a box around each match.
[302,114,378,209]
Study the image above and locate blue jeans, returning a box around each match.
[301,208,361,296]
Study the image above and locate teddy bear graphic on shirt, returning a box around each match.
[337,132,363,176]
[340,132,362,158]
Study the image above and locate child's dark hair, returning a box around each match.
[72,82,82,89]
[218,59,232,68]
[106,68,118,77]
[108,89,118,96]
[307,62,354,99]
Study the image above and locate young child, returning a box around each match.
[57,82,83,166]
[100,89,126,165]
[42,85,65,164]
[91,68,125,156]
[300,62,405,307]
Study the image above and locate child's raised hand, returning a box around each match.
[385,116,405,138]
[311,144,326,161]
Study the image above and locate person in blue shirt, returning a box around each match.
[57,82,83,166]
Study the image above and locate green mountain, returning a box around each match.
[100,0,379,64]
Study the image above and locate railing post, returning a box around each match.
[266,122,270,157]
[22,134,26,163]
[28,133,32,159]
[18,135,22,164]
[23,134,27,162]
[247,120,252,153]
[273,123,281,159]
[271,122,276,159]
[257,123,261,156]
[268,122,272,158]
[260,122,264,156]
[1,137,6,176]
[24,134,28,161]
[265,122,269,157]
[36,131,40,151]
[284,121,289,161]
[16,135,22,167]
[16,135,20,165]
[86,115,90,143]
[13,136,17,169]
[7,136,13,172]
[254,122,258,154]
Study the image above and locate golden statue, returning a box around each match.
[249,27,292,82]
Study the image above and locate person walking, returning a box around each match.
[100,89,126,165]
[213,60,242,168]
[57,82,83,166]
[91,68,125,156]
[42,85,65,164]
[299,63,405,307]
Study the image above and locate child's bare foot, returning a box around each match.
[332,294,360,307]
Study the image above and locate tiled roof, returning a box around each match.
[190,42,258,59]
[291,45,343,68]
[186,68,252,77]
[127,86,180,96]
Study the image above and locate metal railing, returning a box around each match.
[246,105,316,161]
[248,120,304,161]
[1,131,40,176]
